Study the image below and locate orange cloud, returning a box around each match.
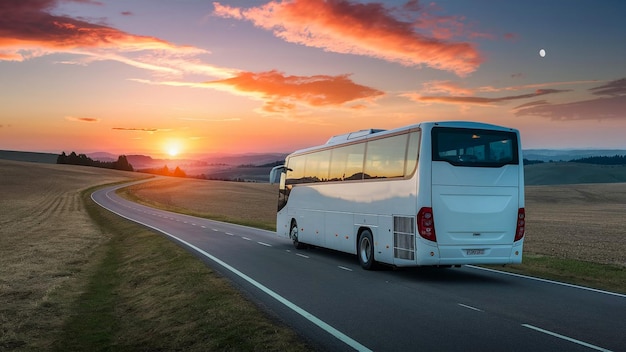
[213,0,483,76]
[204,70,384,113]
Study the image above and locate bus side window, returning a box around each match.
[286,156,305,184]
[329,143,365,181]
[364,134,407,179]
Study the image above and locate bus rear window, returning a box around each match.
[432,127,519,167]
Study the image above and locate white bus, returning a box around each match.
[270,121,525,269]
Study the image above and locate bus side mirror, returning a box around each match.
[269,165,289,184]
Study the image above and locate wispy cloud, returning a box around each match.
[203,70,384,113]
[112,127,171,133]
[65,116,100,123]
[213,0,485,76]
[590,78,626,96]
[177,117,241,122]
[514,78,626,121]
[406,88,569,107]
[403,79,604,109]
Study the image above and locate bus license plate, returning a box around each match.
[466,249,485,255]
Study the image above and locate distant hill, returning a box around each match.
[4,149,626,185]
[0,150,58,164]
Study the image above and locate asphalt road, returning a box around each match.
[92,182,625,352]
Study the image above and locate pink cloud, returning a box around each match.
[204,70,384,113]
[213,0,484,76]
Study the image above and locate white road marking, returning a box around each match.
[338,266,353,272]
[212,228,219,232]
[457,303,483,312]
[94,188,371,352]
[296,253,309,259]
[522,324,613,352]
[257,242,272,247]
[469,265,626,298]
[225,232,234,236]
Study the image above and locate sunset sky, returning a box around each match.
[1,0,625,158]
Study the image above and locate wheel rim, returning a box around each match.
[290,226,298,244]
[359,236,371,263]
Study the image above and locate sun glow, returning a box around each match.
[167,147,179,157]
[165,140,183,157]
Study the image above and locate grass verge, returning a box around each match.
[484,254,626,294]
[53,185,310,351]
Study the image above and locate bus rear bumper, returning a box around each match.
[436,242,523,265]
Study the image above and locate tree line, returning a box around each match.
[137,165,187,178]
[57,152,134,171]
[524,155,626,165]
[569,155,626,165]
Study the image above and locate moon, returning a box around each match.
[539,49,546,57]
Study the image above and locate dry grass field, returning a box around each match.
[1,160,309,351]
[0,160,144,350]
[525,183,626,267]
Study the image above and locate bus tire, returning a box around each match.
[358,229,376,270]
[290,221,306,249]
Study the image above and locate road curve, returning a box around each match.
[92,181,625,352]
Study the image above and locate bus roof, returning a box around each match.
[289,121,519,157]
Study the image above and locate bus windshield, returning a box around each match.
[432,127,519,167]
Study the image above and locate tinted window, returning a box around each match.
[304,150,330,182]
[432,127,518,167]
[329,143,365,181]
[364,134,407,179]
[285,155,306,184]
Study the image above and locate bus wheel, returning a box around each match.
[358,229,376,270]
[290,221,306,249]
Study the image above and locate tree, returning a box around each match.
[57,152,67,164]
[173,166,186,178]
[114,155,134,171]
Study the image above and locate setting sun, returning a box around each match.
[167,147,179,157]
[165,140,183,157]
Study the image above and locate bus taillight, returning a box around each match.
[417,207,437,242]
[514,208,525,242]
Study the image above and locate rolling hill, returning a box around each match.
[3,149,626,185]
